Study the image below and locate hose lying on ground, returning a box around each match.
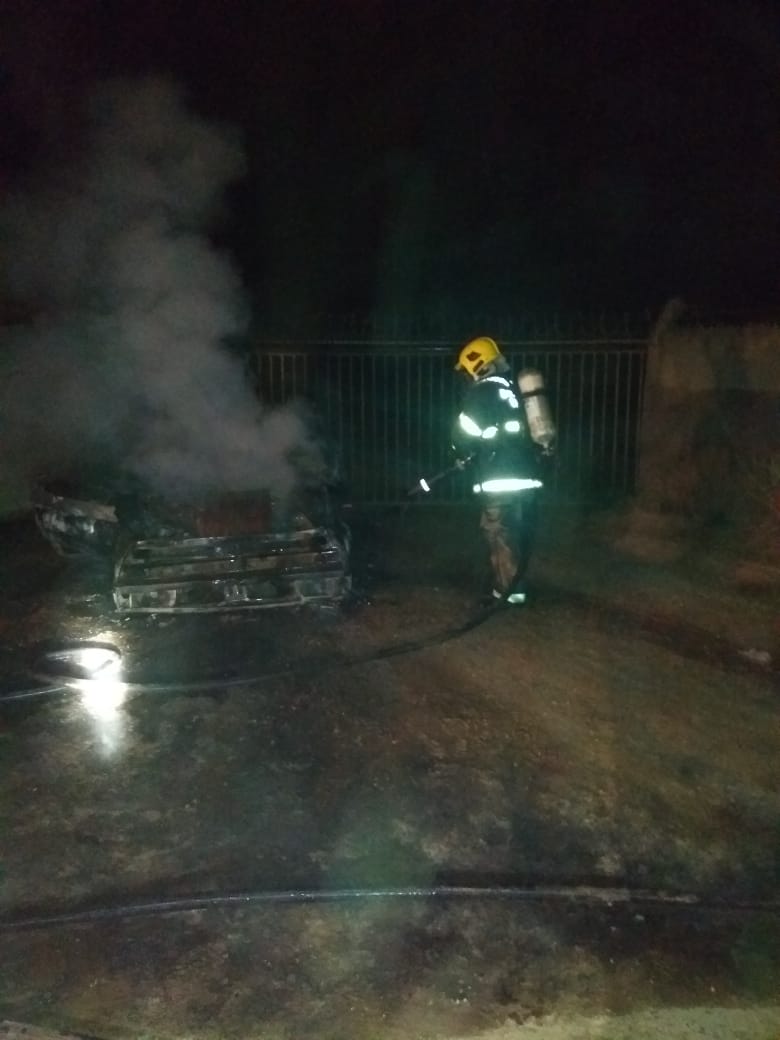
[3,882,779,933]
[2,603,777,932]
[0,601,503,703]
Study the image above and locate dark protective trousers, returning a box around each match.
[479,492,538,595]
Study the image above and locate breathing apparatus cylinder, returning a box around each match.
[517,369,556,450]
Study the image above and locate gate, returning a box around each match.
[253,337,647,506]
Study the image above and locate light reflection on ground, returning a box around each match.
[77,676,128,757]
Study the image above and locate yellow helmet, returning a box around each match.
[454,336,502,379]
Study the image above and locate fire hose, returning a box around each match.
[3,881,778,933]
[2,588,778,931]
[0,598,503,704]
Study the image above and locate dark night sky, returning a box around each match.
[2,0,780,321]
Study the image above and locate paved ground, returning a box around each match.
[0,503,778,1039]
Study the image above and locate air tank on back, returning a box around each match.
[517,369,556,450]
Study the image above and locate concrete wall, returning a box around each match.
[624,307,779,564]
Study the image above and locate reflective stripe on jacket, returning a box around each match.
[453,375,541,494]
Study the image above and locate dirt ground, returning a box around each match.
[0,502,778,1039]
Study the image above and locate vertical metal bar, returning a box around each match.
[360,351,366,503]
[353,351,359,496]
[340,351,346,496]
[333,350,341,481]
[429,352,435,501]
[395,352,400,504]
[434,351,440,501]
[631,347,638,493]
[407,350,412,502]
[563,349,569,499]
[578,350,586,498]
[603,349,611,499]
[553,350,563,496]
[332,353,339,476]
[439,352,445,500]
[623,351,633,492]
[388,352,394,505]
[634,347,647,496]
[588,351,596,484]
[376,351,382,504]
[611,351,620,492]
[372,350,377,505]
[326,351,334,443]
[372,349,378,505]
[342,352,350,495]
[565,351,573,499]
[363,350,369,504]
[383,353,389,504]
[343,351,349,492]
[416,350,423,503]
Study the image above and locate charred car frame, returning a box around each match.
[33,480,352,613]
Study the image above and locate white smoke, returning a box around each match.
[0,77,321,501]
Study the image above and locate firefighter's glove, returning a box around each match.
[454,451,476,471]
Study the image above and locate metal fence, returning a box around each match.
[253,336,648,505]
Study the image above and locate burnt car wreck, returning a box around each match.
[33,479,351,613]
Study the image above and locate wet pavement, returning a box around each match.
[0,506,778,1038]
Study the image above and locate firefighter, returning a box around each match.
[452,336,553,605]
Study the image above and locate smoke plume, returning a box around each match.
[0,77,321,502]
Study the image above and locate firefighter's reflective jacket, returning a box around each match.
[453,375,543,495]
